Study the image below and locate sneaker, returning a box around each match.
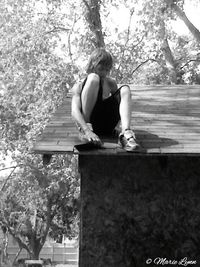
[118,129,140,152]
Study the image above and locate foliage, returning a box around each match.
[0,154,80,260]
[0,0,80,154]
[109,174,200,265]
[0,0,80,261]
[102,0,200,84]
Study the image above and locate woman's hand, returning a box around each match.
[84,129,102,147]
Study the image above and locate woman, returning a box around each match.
[71,48,140,152]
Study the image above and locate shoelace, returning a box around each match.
[124,130,136,141]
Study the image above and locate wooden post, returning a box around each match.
[78,154,200,267]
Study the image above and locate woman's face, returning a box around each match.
[94,63,111,78]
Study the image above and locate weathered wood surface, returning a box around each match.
[79,154,200,267]
[33,85,200,154]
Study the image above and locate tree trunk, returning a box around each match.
[82,0,105,48]
[172,3,200,43]
[162,38,178,84]
[28,235,43,260]
[1,228,9,264]
[29,250,40,260]
[29,244,41,260]
[13,248,22,265]
[160,19,178,84]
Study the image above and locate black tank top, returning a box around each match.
[81,76,120,135]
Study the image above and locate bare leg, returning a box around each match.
[118,85,140,151]
[81,75,100,122]
[119,85,132,132]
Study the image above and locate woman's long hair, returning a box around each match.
[86,48,113,74]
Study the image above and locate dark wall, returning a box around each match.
[79,154,200,267]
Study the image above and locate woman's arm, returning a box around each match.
[71,82,102,145]
[71,82,89,132]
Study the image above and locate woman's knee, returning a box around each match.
[120,85,131,98]
[82,73,100,94]
[81,74,100,104]
[87,73,100,83]
[81,74,100,120]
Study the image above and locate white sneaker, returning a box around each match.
[118,129,140,152]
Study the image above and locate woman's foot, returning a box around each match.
[118,129,140,152]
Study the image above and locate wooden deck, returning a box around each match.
[33,85,200,155]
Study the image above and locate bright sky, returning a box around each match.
[109,1,200,34]
[172,1,200,34]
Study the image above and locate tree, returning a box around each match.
[164,0,200,83]
[166,0,200,42]
[0,0,80,261]
[104,0,200,84]
[82,0,105,48]
[0,155,80,261]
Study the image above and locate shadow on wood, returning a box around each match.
[135,130,179,151]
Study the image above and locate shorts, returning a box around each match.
[90,89,121,135]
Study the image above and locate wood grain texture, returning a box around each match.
[32,85,200,154]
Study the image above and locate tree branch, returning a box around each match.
[0,163,42,173]
[116,9,135,75]
[131,58,160,75]
[45,27,70,35]
[180,59,200,70]
[0,163,45,190]
[68,14,81,62]
[0,216,31,255]
[126,8,134,46]
[13,248,22,265]
[0,166,19,172]
[40,199,52,248]
[171,3,200,43]
[1,166,18,192]
[131,34,145,50]
[82,0,91,12]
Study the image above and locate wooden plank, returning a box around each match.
[160,147,200,153]
[37,136,200,144]
[130,85,200,91]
